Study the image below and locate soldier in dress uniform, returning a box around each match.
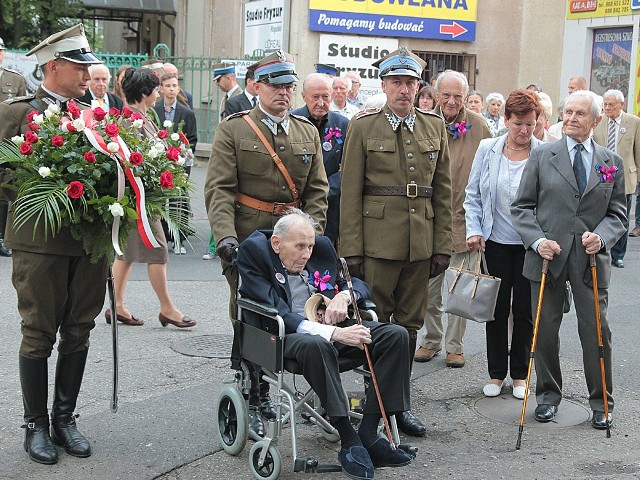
[0,24,107,465]
[0,36,28,257]
[340,48,453,437]
[213,62,242,121]
[204,50,328,436]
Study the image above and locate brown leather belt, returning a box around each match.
[236,193,301,215]
[363,184,433,199]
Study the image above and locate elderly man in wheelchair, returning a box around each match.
[233,209,415,479]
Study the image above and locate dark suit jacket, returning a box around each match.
[77,91,124,110]
[238,230,370,334]
[153,99,198,149]
[512,137,627,288]
[290,108,349,243]
[224,92,254,117]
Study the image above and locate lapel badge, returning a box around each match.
[620,127,626,134]
[275,272,286,284]
[322,141,332,152]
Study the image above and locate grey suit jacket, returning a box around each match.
[593,112,640,194]
[511,137,627,288]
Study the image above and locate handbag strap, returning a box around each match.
[242,114,300,202]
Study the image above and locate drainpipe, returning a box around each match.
[160,15,176,56]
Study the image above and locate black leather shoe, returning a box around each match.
[51,414,91,457]
[248,407,265,438]
[395,411,427,437]
[259,395,277,420]
[612,259,624,268]
[23,420,58,464]
[591,411,612,430]
[534,404,558,423]
[0,240,11,257]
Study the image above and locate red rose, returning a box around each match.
[51,135,64,147]
[24,131,39,144]
[159,171,174,189]
[26,110,38,122]
[157,130,168,139]
[178,132,189,145]
[122,106,133,118]
[28,123,40,131]
[109,107,121,117]
[93,107,107,121]
[131,113,143,121]
[63,121,77,132]
[67,181,84,199]
[129,152,144,166]
[67,105,81,119]
[104,123,120,137]
[67,100,78,110]
[165,146,181,161]
[19,143,33,155]
[84,151,96,163]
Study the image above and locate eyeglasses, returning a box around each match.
[602,102,619,108]
[261,82,296,93]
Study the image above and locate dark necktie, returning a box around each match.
[573,143,587,195]
[252,97,257,108]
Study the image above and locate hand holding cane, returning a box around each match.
[107,266,119,413]
[590,253,611,438]
[516,258,549,450]
[339,258,395,449]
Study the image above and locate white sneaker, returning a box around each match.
[483,381,504,397]
[202,250,217,260]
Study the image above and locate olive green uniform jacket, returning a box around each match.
[205,106,328,244]
[0,67,27,102]
[340,105,452,262]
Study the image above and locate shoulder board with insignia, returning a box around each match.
[290,113,313,125]
[3,67,23,75]
[75,99,91,108]
[4,93,36,104]
[225,110,250,121]
[415,108,443,119]
[354,107,381,119]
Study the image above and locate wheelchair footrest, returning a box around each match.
[294,458,342,473]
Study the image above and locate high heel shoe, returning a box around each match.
[105,308,144,326]
[158,313,196,328]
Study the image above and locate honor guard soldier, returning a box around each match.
[340,48,453,437]
[0,36,28,257]
[204,50,328,436]
[213,62,242,121]
[0,24,107,465]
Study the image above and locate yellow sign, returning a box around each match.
[567,0,634,19]
[309,0,478,22]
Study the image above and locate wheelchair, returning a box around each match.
[214,294,416,480]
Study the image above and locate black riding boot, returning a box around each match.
[19,355,58,464]
[395,330,427,437]
[50,350,91,457]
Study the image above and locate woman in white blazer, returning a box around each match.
[464,90,544,399]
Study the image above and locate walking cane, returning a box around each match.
[107,266,119,413]
[590,254,611,438]
[516,258,549,450]
[339,258,395,449]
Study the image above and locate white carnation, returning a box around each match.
[72,118,86,131]
[148,147,159,159]
[132,119,144,128]
[163,120,173,128]
[107,142,120,153]
[46,104,60,114]
[108,202,125,217]
[154,142,165,151]
[177,157,186,166]
[11,135,25,146]
[33,114,45,125]
[170,132,180,141]
[38,166,51,178]
[44,109,55,118]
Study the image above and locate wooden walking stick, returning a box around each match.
[590,254,611,438]
[516,258,549,450]
[107,266,119,413]
[339,258,395,449]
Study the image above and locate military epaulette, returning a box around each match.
[2,67,23,75]
[225,110,250,121]
[415,108,443,119]
[75,99,91,108]
[353,107,381,119]
[289,113,314,125]
[4,93,36,104]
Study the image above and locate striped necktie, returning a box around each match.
[607,119,616,152]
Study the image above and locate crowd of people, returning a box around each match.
[0,22,638,478]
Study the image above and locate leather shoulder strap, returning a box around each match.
[242,114,299,202]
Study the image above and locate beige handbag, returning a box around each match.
[443,251,501,323]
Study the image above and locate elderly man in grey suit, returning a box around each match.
[512,90,627,430]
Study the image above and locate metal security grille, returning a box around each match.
[414,51,477,89]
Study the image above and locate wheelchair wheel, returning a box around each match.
[215,385,248,456]
[249,440,282,480]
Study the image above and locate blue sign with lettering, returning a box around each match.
[631,0,640,10]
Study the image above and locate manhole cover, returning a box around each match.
[171,334,233,358]
[474,394,591,428]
